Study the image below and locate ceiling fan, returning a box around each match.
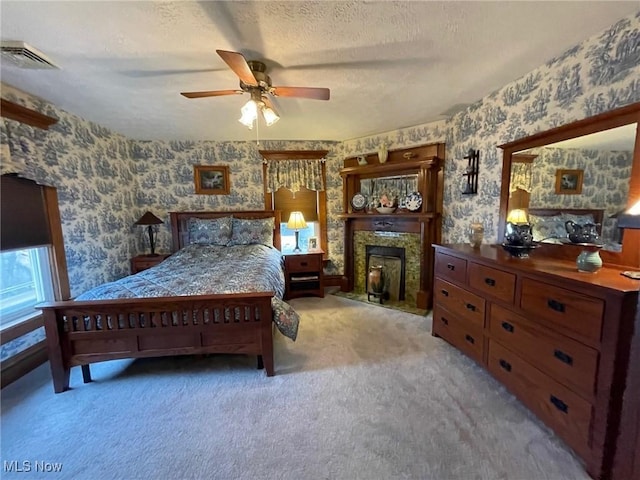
[180,50,330,128]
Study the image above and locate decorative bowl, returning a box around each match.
[376,206,396,214]
[501,242,538,258]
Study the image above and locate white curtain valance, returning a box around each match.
[509,161,533,193]
[266,159,325,193]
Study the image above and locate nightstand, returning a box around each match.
[130,253,171,274]
[283,251,324,300]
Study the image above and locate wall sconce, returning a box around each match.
[287,211,307,252]
[134,211,163,256]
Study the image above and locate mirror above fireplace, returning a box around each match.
[498,102,640,268]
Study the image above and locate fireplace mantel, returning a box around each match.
[340,142,445,309]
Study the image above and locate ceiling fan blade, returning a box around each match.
[271,86,330,101]
[216,49,258,86]
[180,90,243,99]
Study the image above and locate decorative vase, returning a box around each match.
[377,143,388,164]
[368,265,385,294]
[576,245,603,273]
[469,222,484,248]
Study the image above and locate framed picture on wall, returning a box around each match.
[555,169,583,195]
[194,165,230,195]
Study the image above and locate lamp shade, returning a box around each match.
[507,208,528,224]
[287,211,307,230]
[134,211,163,226]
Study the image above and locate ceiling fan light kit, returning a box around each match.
[181,49,329,129]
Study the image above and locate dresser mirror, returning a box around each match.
[498,102,640,268]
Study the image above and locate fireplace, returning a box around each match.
[366,245,406,301]
[353,230,421,306]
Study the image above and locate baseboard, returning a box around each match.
[1,340,47,389]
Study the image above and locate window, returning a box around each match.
[0,247,55,330]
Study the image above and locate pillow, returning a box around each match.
[188,217,233,245]
[560,213,596,226]
[228,217,275,246]
[529,214,566,242]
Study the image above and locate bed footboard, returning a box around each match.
[41,292,275,393]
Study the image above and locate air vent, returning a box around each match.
[0,41,59,69]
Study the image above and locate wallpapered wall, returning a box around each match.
[1,11,639,361]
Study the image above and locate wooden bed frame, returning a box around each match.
[42,210,282,393]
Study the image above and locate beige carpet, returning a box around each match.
[1,294,588,479]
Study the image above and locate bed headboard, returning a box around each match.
[170,210,282,252]
[527,208,605,241]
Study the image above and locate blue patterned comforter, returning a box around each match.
[76,244,299,340]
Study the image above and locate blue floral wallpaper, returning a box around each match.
[1,11,639,361]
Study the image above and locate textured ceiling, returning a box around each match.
[1,1,637,142]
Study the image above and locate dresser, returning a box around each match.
[432,244,639,480]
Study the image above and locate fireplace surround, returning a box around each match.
[339,142,445,309]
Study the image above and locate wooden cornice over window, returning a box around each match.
[1,98,58,130]
[259,150,328,161]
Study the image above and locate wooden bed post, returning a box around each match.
[260,303,275,376]
[42,308,70,393]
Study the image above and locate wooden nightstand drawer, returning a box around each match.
[468,262,515,304]
[285,253,322,272]
[131,254,170,274]
[433,305,484,364]
[520,279,604,342]
[488,341,592,459]
[489,304,599,398]
[434,278,485,329]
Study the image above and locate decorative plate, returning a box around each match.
[404,192,423,212]
[350,192,367,211]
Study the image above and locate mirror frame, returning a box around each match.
[498,102,640,269]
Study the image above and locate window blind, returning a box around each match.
[1,175,51,251]
[274,186,318,222]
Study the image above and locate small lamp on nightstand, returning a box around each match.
[134,211,163,256]
[287,211,307,253]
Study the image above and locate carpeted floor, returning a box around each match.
[1,295,588,480]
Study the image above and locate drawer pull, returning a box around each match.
[300,262,308,267]
[484,278,496,287]
[465,303,476,312]
[501,321,514,333]
[447,263,455,271]
[464,334,475,344]
[550,395,568,414]
[547,299,565,313]
[553,349,573,366]
[441,289,449,297]
[441,317,449,326]
[499,359,512,372]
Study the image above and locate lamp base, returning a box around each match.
[293,231,301,252]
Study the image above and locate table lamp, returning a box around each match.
[134,211,163,256]
[287,211,307,252]
[507,208,529,224]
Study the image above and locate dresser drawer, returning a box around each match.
[435,252,467,285]
[468,263,516,303]
[285,254,322,272]
[488,341,592,458]
[434,278,485,329]
[520,279,604,342]
[489,304,599,398]
[433,305,484,364]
